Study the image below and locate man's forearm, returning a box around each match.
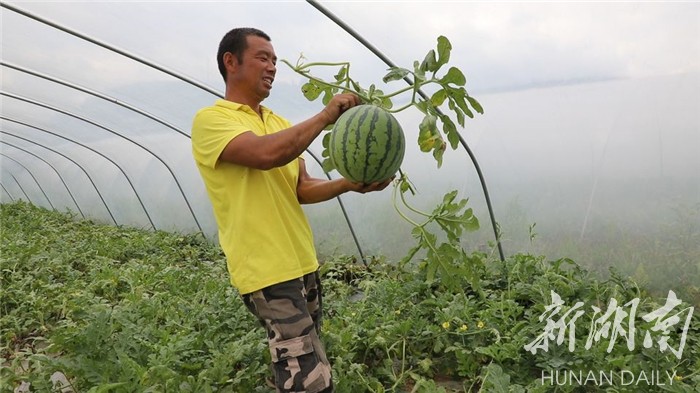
[297,178,352,204]
[220,111,330,170]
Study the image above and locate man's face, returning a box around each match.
[232,35,277,101]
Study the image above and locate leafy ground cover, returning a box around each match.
[1,201,698,392]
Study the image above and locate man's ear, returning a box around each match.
[223,52,238,74]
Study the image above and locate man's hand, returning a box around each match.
[296,159,394,204]
[321,93,361,125]
[344,176,395,194]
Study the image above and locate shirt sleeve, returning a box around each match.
[191,107,251,169]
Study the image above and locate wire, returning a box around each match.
[306,0,506,262]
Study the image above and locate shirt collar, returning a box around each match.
[215,99,272,116]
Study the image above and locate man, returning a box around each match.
[191,27,392,393]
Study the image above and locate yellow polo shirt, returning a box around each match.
[191,99,318,294]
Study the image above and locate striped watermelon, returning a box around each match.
[329,105,405,183]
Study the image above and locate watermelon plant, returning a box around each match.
[281,35,483,172]
[3,202,698,392]
[283,36,485,292]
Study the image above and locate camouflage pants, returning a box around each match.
[242,270,333,393]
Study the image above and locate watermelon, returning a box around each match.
[328,105,405,183]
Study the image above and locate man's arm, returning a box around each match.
[296,158,394,204]
[218,93,359,170]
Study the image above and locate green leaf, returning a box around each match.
[334,65,348,82]
[440,67,466,86]
[455,105,465,127]
[383,67,410,83]
[430,89,448,107]
[455,96,474,119]
[467,95,484,114]
[463,208,479,231]
[322,90,333,105]
[400,179,411,194]
[399,243,421,266]
[432,143,445,168]
[421,49,438,73]
[413,60,425,81]
[449,87,474,119]
[425,260,438,283]
[419,113,437,134]
[480,364,523,393]
[441,189,458,206]
[321,133,331,157]
[440,114,460,149]
[379,96,393,110]
[301,82,322,101]
[436,36,452,69]
[414,100,430,115]
[431,191,479,242]
[418,114,439,152]
[350,80,363,94]
[321,157,335,173]
[419,135,441,153]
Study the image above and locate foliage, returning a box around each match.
[285,35,487,291]
[2,201,699,392]
[1,202,268,392]
[393,188,481,294]
[282,35,483,171]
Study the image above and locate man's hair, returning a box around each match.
[217,27,271,82]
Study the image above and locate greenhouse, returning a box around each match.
[1,1,698,392]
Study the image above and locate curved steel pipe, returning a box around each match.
[2,162,35,204]
[1,62,204,231]
[2,140,86,218]
[2,126,117,225]
[306,0,506,262]
[5,171,32,204]
[0,153,55,210]
[2,92,189,230]
[1,2,221,97]
[1,2,366,258]
[304,148,367,265]
[1,61,189,138]
[0,182,15,201]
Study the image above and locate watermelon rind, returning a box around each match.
[329,105,405,183]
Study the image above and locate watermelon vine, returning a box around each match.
[283,36,487,292]
[281,35,483,171]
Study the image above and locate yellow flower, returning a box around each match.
[459,324,468,332]
[395,310,401,315]
[674,375,683,381]
[477,321,485,329]
[441,321,450,329]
